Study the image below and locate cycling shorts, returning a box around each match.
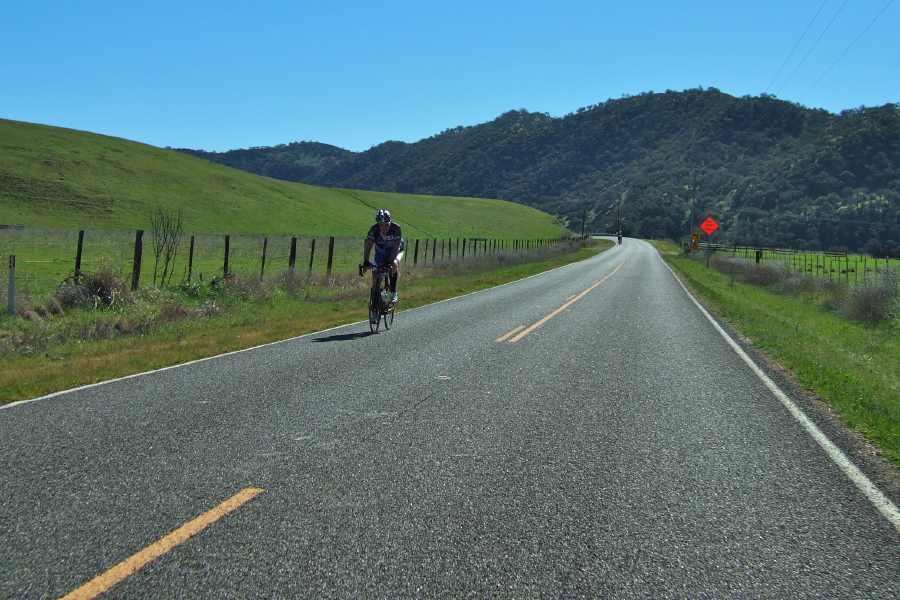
[375,248,403,267]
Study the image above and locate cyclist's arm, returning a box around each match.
[363,238,374,263]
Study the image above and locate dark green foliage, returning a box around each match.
[179,89,900,254]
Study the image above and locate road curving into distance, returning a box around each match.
[2,237,899,598]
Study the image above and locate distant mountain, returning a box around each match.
[178,88,900,255]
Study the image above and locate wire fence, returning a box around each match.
[1,228,577,307]
[700,244,897,286]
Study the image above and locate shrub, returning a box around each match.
[212,273,276,302]
[158,301,195,322]
[172,279,216,300]
[704,255,793,287]
[278,268,308,300]
[56,264,132,309]
[837,270,899,325]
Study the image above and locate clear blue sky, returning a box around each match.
[2,1,897,152]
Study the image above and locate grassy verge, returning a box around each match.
[0,240,610,404]
[654,241,900,467]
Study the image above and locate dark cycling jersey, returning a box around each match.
[366,223,403,255]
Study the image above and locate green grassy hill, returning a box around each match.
[0,119,565,239]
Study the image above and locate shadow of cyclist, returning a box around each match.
[311,331,378,342]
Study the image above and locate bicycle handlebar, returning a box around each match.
[359,263,390,277]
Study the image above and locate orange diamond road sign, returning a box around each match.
[700,217,719,236]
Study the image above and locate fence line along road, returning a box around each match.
[0,228,579,305]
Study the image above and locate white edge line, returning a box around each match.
[659,252,900,535]
[3,246,613,412]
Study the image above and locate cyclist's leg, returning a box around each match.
[389,251,403,297]
[369,286,380,324]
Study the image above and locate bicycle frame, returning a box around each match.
[360,264,394,332]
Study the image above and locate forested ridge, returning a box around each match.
[178,88,900,255]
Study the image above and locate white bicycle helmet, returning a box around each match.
[375,209,391,223]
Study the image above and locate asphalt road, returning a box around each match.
[2,238,899,599]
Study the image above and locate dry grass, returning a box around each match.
[704,254,899,326]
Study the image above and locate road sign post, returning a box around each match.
[700,217,719,267]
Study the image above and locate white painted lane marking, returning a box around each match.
[661,254,900,535]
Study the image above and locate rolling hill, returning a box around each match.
[178,88,900,255]
[0,119,565,241]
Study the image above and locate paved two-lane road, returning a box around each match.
[2,239,899,598]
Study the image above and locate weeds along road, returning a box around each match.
[2,238,899,599]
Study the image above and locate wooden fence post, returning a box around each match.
[223,235,230,276]
[261,237,268,280]
[74,230,85,284]
[327,237,335,277]
[289,237,297,270]
[187,235,195,282]
[7,255,15,315]
[131,230,143,290]
[413,239,420,265]
[308,239,316,276]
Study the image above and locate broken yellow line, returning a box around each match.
[500,249,633,342]
[60,488,264,600]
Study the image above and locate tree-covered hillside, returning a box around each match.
[179,88,900,255]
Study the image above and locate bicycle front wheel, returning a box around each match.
[369,287,381,333]
[383,302,393,330]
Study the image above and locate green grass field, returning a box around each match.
[0,118,564,238]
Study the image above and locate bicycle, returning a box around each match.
[359,263,395,332]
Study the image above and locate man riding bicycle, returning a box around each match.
[363,209,404,321]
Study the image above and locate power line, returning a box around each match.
[766,0,829,93]
[799,0,896,102]
[775,0,851,97]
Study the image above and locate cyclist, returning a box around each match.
[363,209,404,321]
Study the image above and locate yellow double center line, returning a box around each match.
[61,488,264,600]
[496,249,633,343]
